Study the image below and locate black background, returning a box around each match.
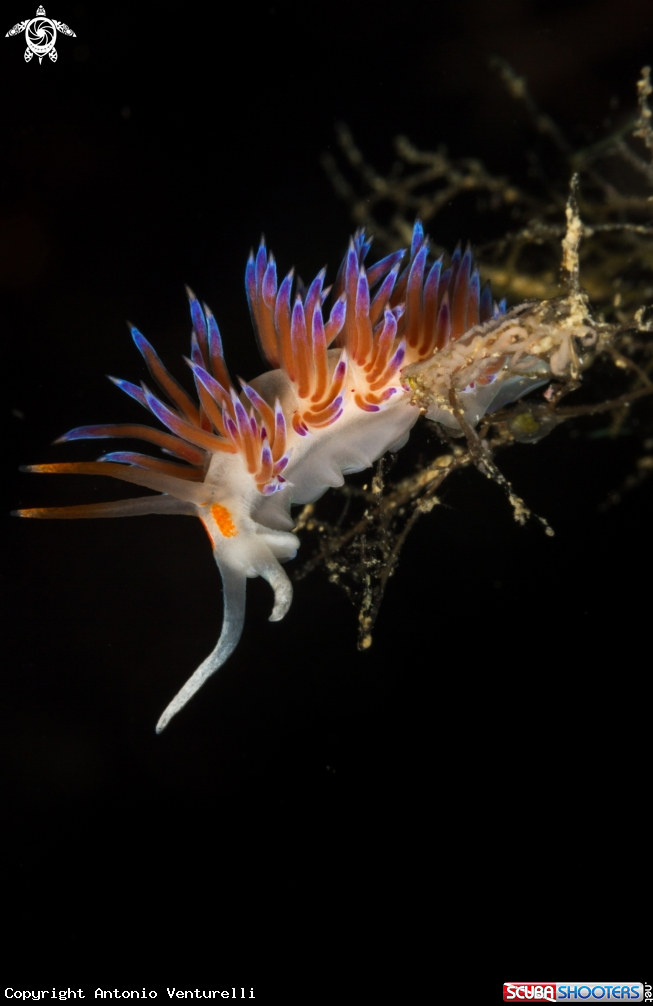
[2,0,650,953]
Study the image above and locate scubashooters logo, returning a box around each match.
[5,5,76,63]
[503,985,645,1003]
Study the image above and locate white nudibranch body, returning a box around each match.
[17,223,595,730]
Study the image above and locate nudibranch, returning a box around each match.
[16,222,592,731]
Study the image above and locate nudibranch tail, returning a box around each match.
[155,559,247,734]
[154,524,298,733]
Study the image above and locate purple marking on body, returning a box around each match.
[255,240,267,290]
[304,269,325,323]
[410,220,425,259]
[366,249,405,289]
[356,267,370,316]
[207,310,224,359]
[480,281,493,322]
[189,360,229,403]
[291,297,307,346]
[388,342,406,372]
[191,303,208,350]
[108,376,148,408]
[262,257,277,308]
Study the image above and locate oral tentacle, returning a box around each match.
[13,495,197,520]
[255,552,294,622]
[21,461,206,504]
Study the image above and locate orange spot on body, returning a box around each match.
[201,503,237,548]
[210,503,237,537]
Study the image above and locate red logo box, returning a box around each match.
[504,985,557,1003]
